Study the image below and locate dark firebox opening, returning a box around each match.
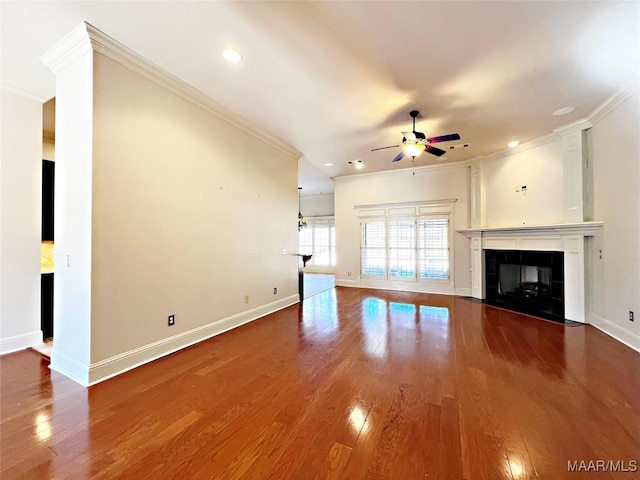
[485,250,564,323]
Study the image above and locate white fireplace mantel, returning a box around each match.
[457,221,603,323]
[457,221,603,238]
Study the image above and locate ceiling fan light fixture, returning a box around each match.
[404,142,425,158]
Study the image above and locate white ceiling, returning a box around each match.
[2,1,639,195]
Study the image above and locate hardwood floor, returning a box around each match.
[2,287,639,479]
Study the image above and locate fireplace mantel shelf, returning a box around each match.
[457,221,603,238]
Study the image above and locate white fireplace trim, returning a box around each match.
[458,222,603,323]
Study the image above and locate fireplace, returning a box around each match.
[485,250,565,323]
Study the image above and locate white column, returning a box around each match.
[40,23,95,385]
[470,234,484,299]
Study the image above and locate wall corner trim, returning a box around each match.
[39,22,93,74]
[84,294,299,386]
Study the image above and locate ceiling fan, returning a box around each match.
[371,110,461,162]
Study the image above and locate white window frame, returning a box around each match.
[357,200,455,286]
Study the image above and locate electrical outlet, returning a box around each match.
[244,295,249,304]
[630,311,634,322]
[273,287,278,295]
[168,315,175,326]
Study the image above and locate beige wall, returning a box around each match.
[90,53,299,363]
[0,89,43,353]
[589,86,640,350]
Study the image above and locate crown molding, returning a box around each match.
[469,132,560,165]
[86,23,302,161]
[333,159,468,182]
[552,118,592,136]
[0,83,49,103]
[39,22,93,74]
[588,77,640,126]
[39,22,302,161]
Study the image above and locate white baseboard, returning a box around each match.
[455,287,471,297]
[50,349,91,386]
[0,330,43,355]
[590,313,640,353]
[84,294,299,386]
[336,278,459,296]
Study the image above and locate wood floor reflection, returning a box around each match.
[2,287,639,479]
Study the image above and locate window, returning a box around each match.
[359,211,451,282]
[388,219,415,279]
[298,218,335,267]
[418,216,449,280]
[361,220,386,277]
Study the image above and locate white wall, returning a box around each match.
[589,86,640,351]
[300,194,334,217]
[483,139,565,227]
[86,53,299,376]
[334,163,471,295]
[0,89,43,353]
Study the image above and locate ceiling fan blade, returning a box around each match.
[392,151,405,162]
[425,145,446,157]
[371,145,400,152]
[427,133,461,144]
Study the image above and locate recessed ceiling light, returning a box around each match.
[355,163,364,169]
[323,163,334,167]
[222,48,242,64]
[348,159,364,169]
[508,140,520,148]
[552,106,575,116]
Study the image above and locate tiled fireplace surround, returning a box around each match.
[459,121,602,323]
